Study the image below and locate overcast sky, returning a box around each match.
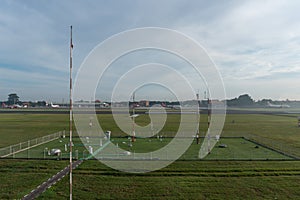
[0,0,299,102]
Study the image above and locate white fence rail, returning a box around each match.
[0,131,63,158]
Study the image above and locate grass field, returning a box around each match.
[41,160,300,200]
[0,159,69,199]
[1,111,299,157]
[5,136,292,161]
[0,109,300,199]
[0,113,69,148]
[222,114,300,158]
[1,159,300,199]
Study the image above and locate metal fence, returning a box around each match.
[0,131,63,158]
[1,132,298,161]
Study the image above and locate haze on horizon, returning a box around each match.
[0,0,299,102]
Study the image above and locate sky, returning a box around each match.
[0,0,300,102]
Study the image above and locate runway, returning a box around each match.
[1,108,299,115]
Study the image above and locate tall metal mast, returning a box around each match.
[69,25,73,200]
[131,92,136,142]
[207,90,211,154]
[196,90,200,144]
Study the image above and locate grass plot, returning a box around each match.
[9,137,292,160]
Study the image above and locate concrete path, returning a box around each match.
[22,159,83,200]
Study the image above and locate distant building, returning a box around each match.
[7,93,20,105]
[139,100,149,107]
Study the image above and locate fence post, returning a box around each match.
[1,131,70,158]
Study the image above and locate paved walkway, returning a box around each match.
[22,159,83,200]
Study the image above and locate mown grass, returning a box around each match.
[223,114,300,157]
[1,112,299,157]
[0,113,69,148]
[0,159,68,199]
[1,110,300,199]
[8,137,291,160]
[36,160,300,200]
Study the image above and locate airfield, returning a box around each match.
[1,107,300,199]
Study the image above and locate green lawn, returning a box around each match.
[1,111,300,157]
[1,159,300,200]
[7,137,292,160]
[223,114,300,158]
[38,160,300,200]
[0,159,68,199]
[1,110,300,199]
[0,113,69,148]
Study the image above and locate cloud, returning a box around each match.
[175,0,300,100]
[0,0,300,101]
[0,65,68,101]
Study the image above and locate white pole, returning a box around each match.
[132,92,136,142]
[69,25,73,200]
[196,90,200,144]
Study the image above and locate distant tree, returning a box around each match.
[227,94,254,107]
[237,94,254,106]
[256,99,272,106]
[7,93,20,105]
[37,101,47,107]
[226,97,238,107]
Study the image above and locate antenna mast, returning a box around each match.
[196,90,200,144]
[131,92,136,142]
[207,89,211,153]
[69,25,73,200]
